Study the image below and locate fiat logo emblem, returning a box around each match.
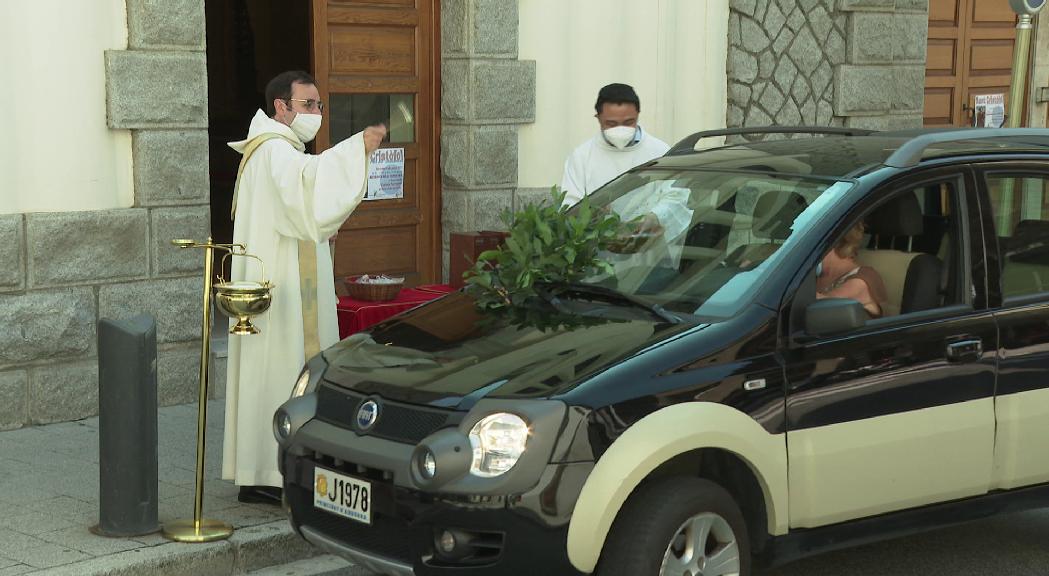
[356,400,379,430]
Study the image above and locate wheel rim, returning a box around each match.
[660,512,741,576]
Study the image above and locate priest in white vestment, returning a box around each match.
[222,70,386,504]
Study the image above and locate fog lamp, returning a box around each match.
[438,530,456,554]
[276,412,292,439]
[420,450,437,479]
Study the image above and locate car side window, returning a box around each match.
[816,180,966,324]
[985,174,1049,299]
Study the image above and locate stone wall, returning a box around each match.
[440,0,536,280]
[727,0,928,136]
[0,0,211,429]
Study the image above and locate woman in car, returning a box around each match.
[816,222,888,318]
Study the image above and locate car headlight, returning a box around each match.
[291,366,311,398]
[468,413,529,477]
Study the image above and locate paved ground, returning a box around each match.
[246,555,365,575]
[758,508,1049,576]
[0,398,316,575]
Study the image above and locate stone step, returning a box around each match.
[37,521,324,576]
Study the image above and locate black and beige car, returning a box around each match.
[274,127,1049,576]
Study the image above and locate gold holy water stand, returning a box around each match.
[162,238,274,543]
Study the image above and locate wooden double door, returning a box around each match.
[924,0,1026,127]
[312,0,440,286]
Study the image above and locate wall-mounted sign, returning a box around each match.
[974,94,1006,128]
[365,148,405,201]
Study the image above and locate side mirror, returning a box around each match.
[805,298,867,337]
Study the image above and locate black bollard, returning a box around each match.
[94,314,160,537]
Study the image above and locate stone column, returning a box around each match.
[440,0,536,280]
[105,0,214,410]
[727,0,928,137]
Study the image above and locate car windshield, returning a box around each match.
[572,169,854,318]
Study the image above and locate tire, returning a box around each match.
[595,476,751,576]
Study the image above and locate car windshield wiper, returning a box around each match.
[538,282,682,324]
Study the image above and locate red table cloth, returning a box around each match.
[336,284,454,338]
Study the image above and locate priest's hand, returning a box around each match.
[364,124,388,154]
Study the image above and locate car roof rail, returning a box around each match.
[883,128,1049,168]
[667,126,876,155]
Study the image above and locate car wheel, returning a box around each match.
[596,476,750,576]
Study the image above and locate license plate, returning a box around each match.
[313,467,371,525]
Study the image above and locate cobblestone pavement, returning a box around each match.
[0,400,308,575]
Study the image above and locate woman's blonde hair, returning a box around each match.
[834,222,866,259]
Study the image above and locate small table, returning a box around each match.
[336,284,454,338]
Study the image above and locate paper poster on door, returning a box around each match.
[365,148,405,201]
[974,94,1005,128]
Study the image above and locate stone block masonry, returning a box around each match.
[727,0,928,137]
[440,0,537,280]
[105,51,208,130]
[133,130,210,207]
[0,214,24,292]
[1,0,212,428]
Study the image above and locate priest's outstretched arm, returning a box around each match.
[263,126,385,244]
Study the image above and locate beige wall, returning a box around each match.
[0,0,133,215]
[517,0,729,189]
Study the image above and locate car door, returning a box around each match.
[976,164,1049,490]
[782,167,998,529]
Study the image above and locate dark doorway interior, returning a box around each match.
[205,0,311,250]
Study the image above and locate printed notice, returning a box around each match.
[974,94,1006,128]
[365,148,405,201]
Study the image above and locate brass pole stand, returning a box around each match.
[162,238,232,543]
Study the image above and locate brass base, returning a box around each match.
[162,519,234,543]
[230,319,259,335]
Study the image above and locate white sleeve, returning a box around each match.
[560,149,586,208]
[648,185,693,241]
[262,133,369,243]
[612,182,693,241]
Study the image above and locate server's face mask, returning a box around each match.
[603,125,637,150]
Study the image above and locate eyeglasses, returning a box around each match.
[284,98,325,112]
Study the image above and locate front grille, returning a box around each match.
[315,383,452,443]
[289,483,414,562]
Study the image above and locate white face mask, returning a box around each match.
[603,125,637,150]
[290,112,322,143]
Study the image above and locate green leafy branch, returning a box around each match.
[464,187,623,312]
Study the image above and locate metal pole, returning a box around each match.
[999,14,1036,235]
[193,240,214,531]
[163,238,234,542]
[1007,14,1035,128]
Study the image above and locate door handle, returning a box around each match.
[946,339,983,363]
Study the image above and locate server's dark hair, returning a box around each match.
[265,70,317,116]
[594,83,641,114]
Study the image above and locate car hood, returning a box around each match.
[320,291,698,408]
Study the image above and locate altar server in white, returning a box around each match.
[561,84,692,281]
[222,70,386,504]
[560,83,671,207]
